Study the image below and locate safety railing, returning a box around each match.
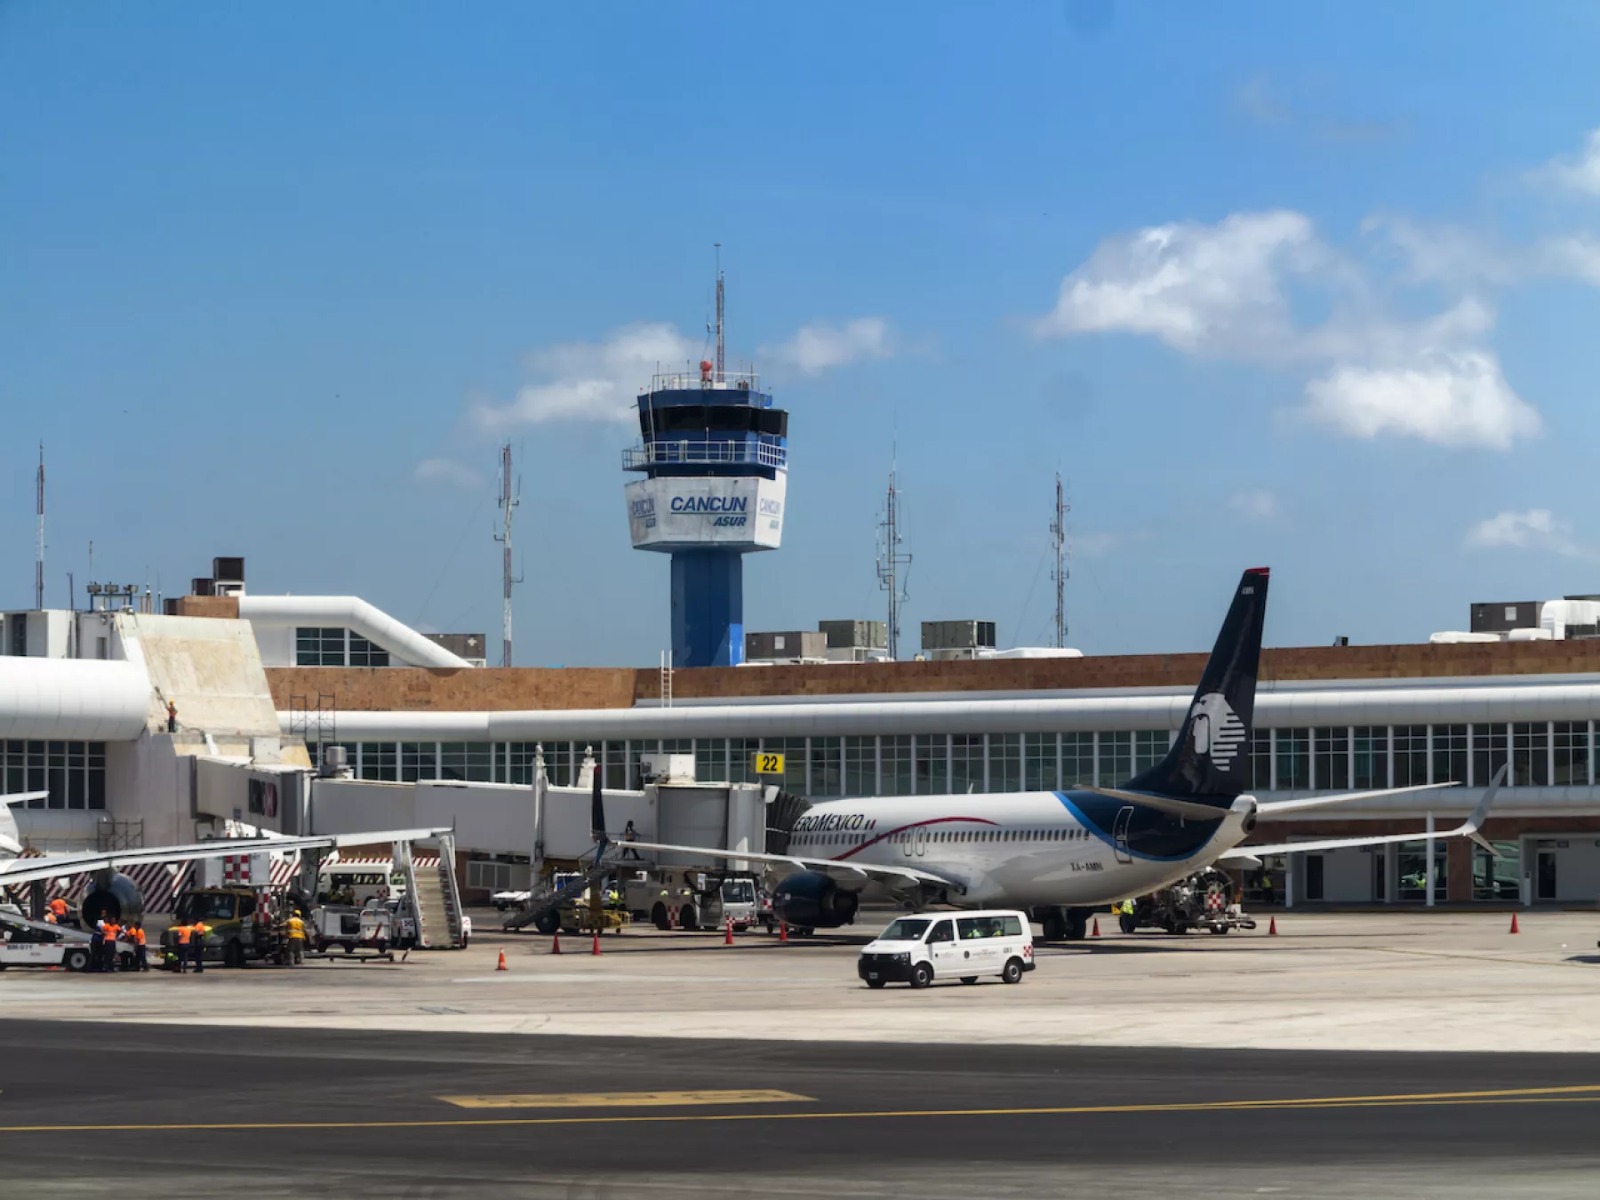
[622,439,787,470]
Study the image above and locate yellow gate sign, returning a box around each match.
[752,752,785,776]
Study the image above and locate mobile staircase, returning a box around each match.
[396,834,466,949]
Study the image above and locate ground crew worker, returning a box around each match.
[166,700,178,732]
[48,896,68,922]
[172,921,192,973]
[132,922,149,972]
[103,917,123,972]
[190,920,209,973]
[286,909,308,965]
[90,919,106,972]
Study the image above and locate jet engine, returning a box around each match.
[79,871,145,926]
[771,871,859,930]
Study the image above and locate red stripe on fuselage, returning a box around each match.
[829,815,999,862]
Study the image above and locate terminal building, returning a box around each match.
[6,564,1600,910]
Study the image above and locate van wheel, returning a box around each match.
[909,962,933,989]
[679,905,697,930]
[651,904,672,932]
[1119,914,1138,935]
[342,943,354,954]
[535,911,561,936]
[64,948,89,972]
[1001,958,1024,984]
[866,979,887,989]
[224,941,246,970]
[960,975,978,985]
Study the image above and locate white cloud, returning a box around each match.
[1038,209,1545,451]
[472,316,898,433]
[1033,211,1327,357]
[1465,509,1588,558]
[1362,217,1521,287]
[1233,77,1290,126]
[1071,531,1123,558]
[472,323,694,432]
[1535,128,1600,196]
[413,458,485,489]
[764,317,893,375]
[1302,351,1540,451]
[1227,490,1280,521]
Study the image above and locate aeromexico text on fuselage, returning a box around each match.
[785,790,1237,906]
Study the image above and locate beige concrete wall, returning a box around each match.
[119,612,281,736]
[266,638,1600,714]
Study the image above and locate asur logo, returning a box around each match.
[1189,692,1246,770]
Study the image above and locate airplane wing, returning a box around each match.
[1220,766,1504,866]
[1256,782,1461,815]
[0,827,452,888]
[615,838,964,893]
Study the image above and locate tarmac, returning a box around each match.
[0,1020,1597,1198]
[0,910,1596,1054]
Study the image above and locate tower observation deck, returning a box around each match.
[623,362,788,668]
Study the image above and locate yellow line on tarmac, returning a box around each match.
[0,1083,1596,1134]
[440,1090,812,1109]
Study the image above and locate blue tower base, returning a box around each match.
[670,551,744,669]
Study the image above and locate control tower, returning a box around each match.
[623,279,787,668]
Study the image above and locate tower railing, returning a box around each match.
[649,370,761,392]
[622,439,787,470]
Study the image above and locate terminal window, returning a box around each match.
[2,740,105,810]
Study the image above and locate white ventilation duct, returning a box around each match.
[237,596,471,669]
[0,658,150,739]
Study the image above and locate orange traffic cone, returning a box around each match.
[724,915,734,945]
[550,932,562,955]
[1509,912,1520,934]
[779,921,789,943]
[591,929,602,956]
[1268,916,1278,936]
[496,949,507,972]
[1091,917,1101,937]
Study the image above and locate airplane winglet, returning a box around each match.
[1463,763,1505,855]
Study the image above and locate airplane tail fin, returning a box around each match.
[1121,567,1269,803]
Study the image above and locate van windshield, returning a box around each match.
[876,918,932,941]
[721,880,755,903]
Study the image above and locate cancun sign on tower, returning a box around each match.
[625,476,787,551]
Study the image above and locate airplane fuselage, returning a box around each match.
[787,790,1256,908]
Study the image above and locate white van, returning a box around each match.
[857,910,1036,989]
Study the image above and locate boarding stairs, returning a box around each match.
[502,859,612,932]
[396,835,466,949]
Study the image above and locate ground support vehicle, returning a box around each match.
[162,886,315,968]
[858,910,1035,989]
[0,911,95,971]
[309,904,396,960]
[622,868,735,932]
[1116,868,1258,935]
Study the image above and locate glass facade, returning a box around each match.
[1,740,106,810]
[340,721,1600,801]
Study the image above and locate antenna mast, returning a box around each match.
[1050,473,1069,647]
[876,459,912,660]
[714,243,725,380]
[35,443,45,610]
[495,442,521,668]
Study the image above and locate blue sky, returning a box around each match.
[6,2,1600,664]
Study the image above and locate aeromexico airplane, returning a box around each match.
[615,568,1499,940]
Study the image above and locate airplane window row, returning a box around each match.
[795,827,1090,846]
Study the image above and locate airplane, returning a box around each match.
[602,567,1500,940]
[0,790,447,926]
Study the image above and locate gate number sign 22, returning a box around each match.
[753,753,785,775]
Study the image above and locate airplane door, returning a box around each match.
[912,826,928,857]
[1112,806,1134,865]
